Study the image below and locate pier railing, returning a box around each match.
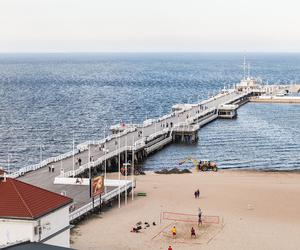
[145,136,173,154]
[76,127,137,151]
[69,180,133,222]
[61,145,135,178]
[9,149,80,179]
[9,127,138,179]
[145,128,169,142]
[10,89,252,179]
[173,124,201,132]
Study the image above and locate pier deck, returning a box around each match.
[16,90,248,218]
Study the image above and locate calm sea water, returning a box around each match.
[0,53,299,171]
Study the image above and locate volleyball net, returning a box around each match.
[161,211,220,224]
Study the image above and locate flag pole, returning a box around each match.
[132,135,134,201]
[40,144,43,163]
[118,134,121,208]
[104,126,107,193]
[72,133,75,177]
[125,136,128,205]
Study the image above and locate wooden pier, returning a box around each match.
[8,78,300,223]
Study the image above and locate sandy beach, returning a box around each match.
[71,170,300,250]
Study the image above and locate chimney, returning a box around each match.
[0,172,7,182]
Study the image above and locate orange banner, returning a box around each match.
[91,175,104,197]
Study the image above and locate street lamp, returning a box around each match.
[39,144,42,162]
[118,134,121,208]
[7,153,12,174]
[103,147,109,193]
[131,137,144,201]
[27,144,45,166]
[124,136,128,205]
[72,132,75,177]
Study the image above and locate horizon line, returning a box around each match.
[1,51,300,54]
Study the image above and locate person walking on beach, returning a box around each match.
[191,227,196,238]
[194,189,200,198]
[171,226,177,238]
[78,158,82,166]
[196,189,200,198]
[198,208,202,226]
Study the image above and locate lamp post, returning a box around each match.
[132,140,134,201]
[131,138,144,201]
[103,146,109,194]
[39,144,43,163]
[72,133,75,177]
[125,136,128,205]
[7,153,11,174]
[103,125,108,182]
[28,144,45,166]
[154,116,157,135]
[118,134,121,208]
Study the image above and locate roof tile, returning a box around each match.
[0,178,72,219]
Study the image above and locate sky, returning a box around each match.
[0,0,300,52]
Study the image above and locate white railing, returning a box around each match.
[145,128,169,142]
[9,90,252,179]
[173,124,200,132]
[134,139,146,151]
[145,136,173,154]
[77,127,137,151]
[69,180,133,222]
[61,145,133,177]
[9,149,80,179]
[10,127,139,178]
[186,107,216,124]
[198,114,218,127]
[224,92,251,106]
[158,113,173,122]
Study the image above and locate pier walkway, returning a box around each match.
[14,89,249,218]
[11,79,299,222]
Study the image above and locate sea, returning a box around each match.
[0,53,299,171]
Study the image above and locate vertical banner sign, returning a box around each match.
[90,175,104,198]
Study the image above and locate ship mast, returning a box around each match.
[248,63,250,79]
[243,55,246,80]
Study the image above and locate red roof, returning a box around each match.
[0,178,72,220]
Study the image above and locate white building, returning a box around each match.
[0,175,73,248]
[236,77,260,91]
